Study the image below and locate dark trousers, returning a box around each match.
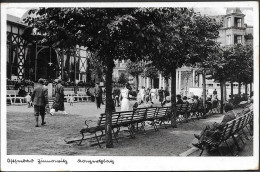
[114,96,120,107]
[96,96,102,108]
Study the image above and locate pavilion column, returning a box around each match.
[162,77,165,89]
[159,74,162,88]
[176,70,178,92]
[179,71,181,93]
[192,69,195,87]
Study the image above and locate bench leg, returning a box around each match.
[127,125,135,138]
[112,128,119,143]
[78,132,84,145]
[224,141,234,156]
[217,146,223,156]
[199,149,204,156]
[140,122,146,132]
[95,132,102,148]
[241,129,250,140]
[232,135,241,151]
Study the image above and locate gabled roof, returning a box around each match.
[7,14,27,27]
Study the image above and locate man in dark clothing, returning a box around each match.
[213,89,217,96]
[192,104,235,149]
[31,78,49,127]
[176,94,184,104]
[113,85,121,107]
[94,83,103,109]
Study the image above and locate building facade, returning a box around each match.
[6,13,91,85]
[6,8,253,97]
[115,8,253,98]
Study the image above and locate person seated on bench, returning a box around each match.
[182,96,189,104]
[192,103,235,149]
[176,94,184,104]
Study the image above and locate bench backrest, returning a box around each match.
[97,113,120,127]
[220,121,235,141]
[231,117,242,134]
[77,91,87,96]
[133,108,146,122]
[176,104,182,112]
[190,102,198,111]
[156,107,169,119]
[7,90,19,96]
[145,107,157,119]
[64,91,75,96]
[118,111,134,124]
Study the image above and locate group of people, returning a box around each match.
[137,87,169,105]
[31,78,67,127]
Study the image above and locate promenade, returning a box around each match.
[6,101,253,156]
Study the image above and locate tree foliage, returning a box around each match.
[118,73,128,85]
[126,60,144,78]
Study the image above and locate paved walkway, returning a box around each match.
[6,101,253,156]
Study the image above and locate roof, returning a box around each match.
[7,14,27,27]
[226,8,242,14]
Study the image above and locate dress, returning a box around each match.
[52,83,65,111]
[121,88,130,111]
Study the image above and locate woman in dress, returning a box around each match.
[120,83,130,111]
[50,79,68,115]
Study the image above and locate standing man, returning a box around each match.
[94,83,103,109]
[158,87,165,106]
[31,78,49,127]
[113,85,120,107]
[50,79,68,115]
[213,89,217,96]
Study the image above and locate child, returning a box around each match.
[25,92,32,108]
[68,95,74,106]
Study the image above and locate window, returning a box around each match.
[227,17,231,27]
[227,35,232,45]
[234,35,242,44]
[235,18,242,27]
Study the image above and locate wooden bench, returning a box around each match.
[6,90,26,105]
[79,112,121,147]
[74,91,91,102]
[118,109,147,138]
[154,107,170,129]
[198,110,253,156]
[64,91,76,102]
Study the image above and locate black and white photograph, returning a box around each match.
[1,1,259,171]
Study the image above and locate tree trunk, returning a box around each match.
[245,83,248,99]
[231,82,234,100]
[135,75,139,92]
[223,81,226,102]
[249,82,252,96]
[165,78,169,93]
[238,82,241,97]
[150,78,153,88]
[202,70,206,107]
[220,81,224,114]
[170,69,177,128]
[105,59,114,148]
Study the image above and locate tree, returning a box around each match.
[191,15,222,107]
[133,8,220,127]
[226,44,253,99]
[25,8,144,148]
[126,60,144,91]
[118,73,128,85]
[141,62,158,88]
[206,46,233,113]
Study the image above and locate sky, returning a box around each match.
[6,7,254,26]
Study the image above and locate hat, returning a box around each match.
[38,78,44,84]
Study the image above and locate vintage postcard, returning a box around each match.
[1,1,259,171]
